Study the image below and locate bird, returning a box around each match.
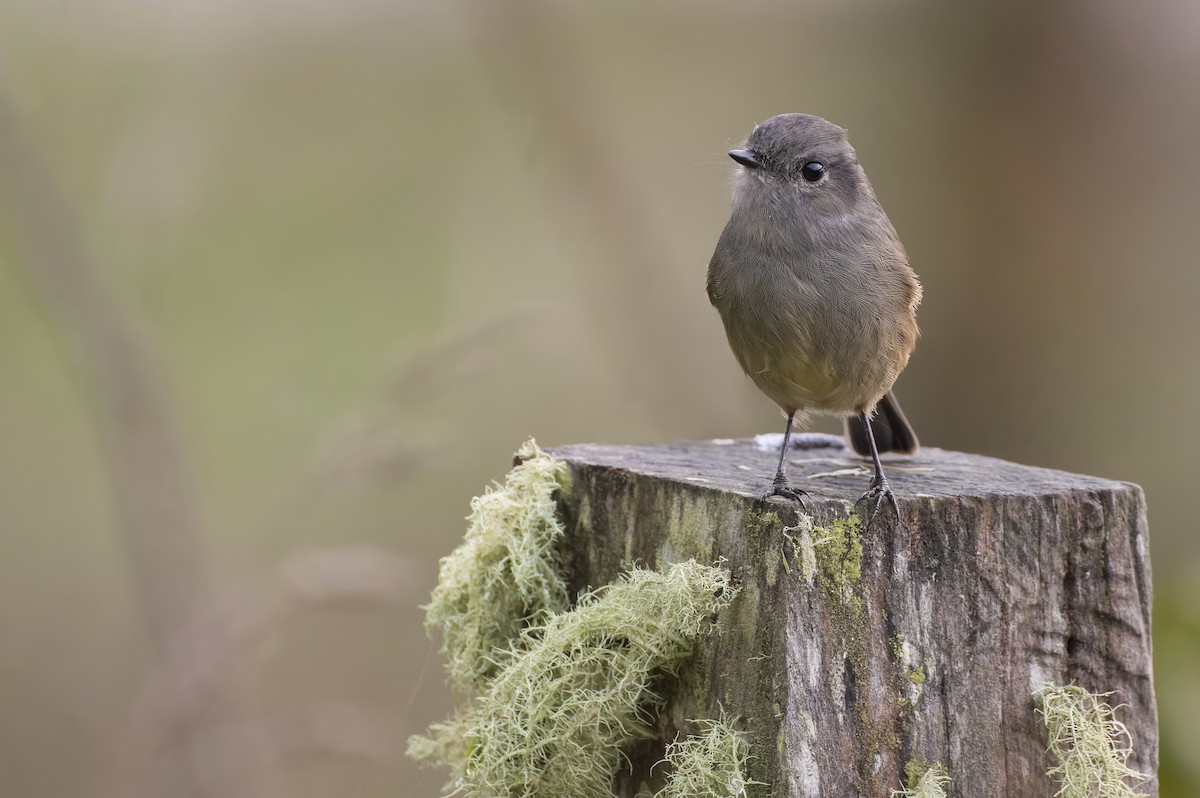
[706,113,922,522]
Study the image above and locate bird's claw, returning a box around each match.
[856,477,901,529]
[759,476,809,508]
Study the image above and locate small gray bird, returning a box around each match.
[706,113,922,520]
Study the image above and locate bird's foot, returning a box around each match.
[759,476,809,507]
[856,476,902,530]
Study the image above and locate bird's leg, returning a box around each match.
[855,410,902,528]
[760,411,808,505]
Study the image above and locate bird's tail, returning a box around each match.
[846,390,919,456]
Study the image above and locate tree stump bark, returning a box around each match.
[550,439,1156,798]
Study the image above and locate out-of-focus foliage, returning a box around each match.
[0,1,1197,796]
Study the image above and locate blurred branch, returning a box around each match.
[138,547,419,770]
[384,306,548,404]
[309,307,544,487]
[262,307,551,547]
[141,546,419,724]
[0,96,205,645]
[0,89,280,798]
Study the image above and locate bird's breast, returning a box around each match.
[712,238,917,413]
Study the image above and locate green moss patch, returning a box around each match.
[811,515,863,600]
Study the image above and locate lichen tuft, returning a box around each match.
[413,440,746,798]
[654,717,754,798]
[1035,683,1148,798]
[458,561,736,798]
[407,717,470,768]
[423,438,570,687]
[891,762,949,798]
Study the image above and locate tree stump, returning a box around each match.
[550,439,1157,798]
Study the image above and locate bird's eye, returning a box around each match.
[800,161,825,182]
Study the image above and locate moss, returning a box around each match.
[792,514,904,788]
[783,513,862,601]
[804,516,865,686]
[663,492,718,566]
[811,515,863,600]
[890,633,928,706]
[422,438,571,687]
[1035,684,1148,798]
[726,580,760,674]
[903,757,928,788]
[761,536,782,588]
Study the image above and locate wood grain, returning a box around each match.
[551,439,1156,798]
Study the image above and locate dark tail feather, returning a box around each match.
[845,390,919,456]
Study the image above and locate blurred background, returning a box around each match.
[1,0,1197,795]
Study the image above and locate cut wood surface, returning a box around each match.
[550,439,1157,798]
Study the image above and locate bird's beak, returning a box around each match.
[728,149,762,169]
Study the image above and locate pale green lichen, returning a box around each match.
[406,716,470,767]
[412,440,746,798]
[654,717,754,798]
[892,761,949,798]
[423,438,570,687]
[456,561,735,798]
[1035,684,1148,798]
